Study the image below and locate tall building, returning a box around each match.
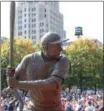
[15,1,65,44]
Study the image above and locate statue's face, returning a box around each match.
[46,43,62,59]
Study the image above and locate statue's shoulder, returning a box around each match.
[26,51,43,63]
[23,51,41,61]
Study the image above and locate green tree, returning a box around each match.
[33,43,41,52]
[1,38,38,89]
[1,40,10,89]
[64,38,103,91]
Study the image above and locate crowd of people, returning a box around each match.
[61,88,104,111]
[1,88,104,111]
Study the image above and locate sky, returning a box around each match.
[1,2,103,43]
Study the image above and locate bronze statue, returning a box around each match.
[7,2,71,111]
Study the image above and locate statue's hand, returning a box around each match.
[7,76,18,88]
[6,66,17,88]
[6,66,15,77]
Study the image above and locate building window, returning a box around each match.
[32,8,36,11]
[32,19,36,22]
[24,13,26,17]
[28,8,30,12]
[46,24,48,27]
[28,30,30,34]
[32,13,36,16]
[24,24,26,28]
[34,36,36,39]
[18,21,22,24]
[32,36,36,39]
[24,8,26,12]
[40,23,41,26]
[24,19,26,22]
[34,13,36,16]
[40,29,44,33]
[18,10,22,14]
[32,24,36,28]
[46,29,48,32]
[34,24,36,27]
[18,26,22,30]
[18,32,22,36]
[40,35,42,38]
[28,24,30,28]
[40,23,44,26]
[34,8,36,11]
[42,29,44,32]
[45,8,46,12]
[40,34,43,38]
[40,29,41,33]
[18,16,22,19]
[24,30,26,34]
[44,14,46,17]
[32,30,36,34]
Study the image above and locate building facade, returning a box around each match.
[15,1,65,44]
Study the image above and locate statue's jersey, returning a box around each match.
[15,51,70,111]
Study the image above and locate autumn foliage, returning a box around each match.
[64,37,103,90]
